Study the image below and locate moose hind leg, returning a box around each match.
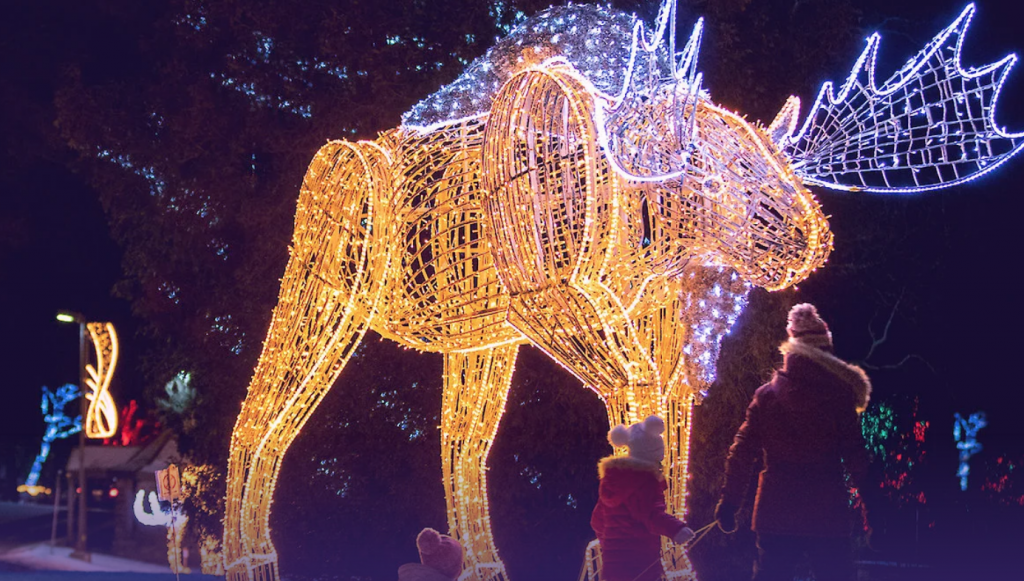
[659,395,698,580]
[441,345,519,581]
[223,140,392,581]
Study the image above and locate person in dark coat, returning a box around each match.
[591,415,695,581]
[397,527,463,581]
[716,303,870,581]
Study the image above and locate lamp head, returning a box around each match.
[56,311,84,324]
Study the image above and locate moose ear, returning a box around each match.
[768,95,801,146]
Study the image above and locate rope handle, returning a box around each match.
[627,520,718,581]
[686,520,717,548]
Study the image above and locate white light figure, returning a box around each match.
[23,384,82,491]
[135,489,172,526]
[134,489,190,574]
[953,411,987,491]
[158,371,196,415]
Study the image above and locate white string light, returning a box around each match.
[779,4,1023,193]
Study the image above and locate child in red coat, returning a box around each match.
[591,415,694,581]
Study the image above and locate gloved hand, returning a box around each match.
[714,500,739,534]
[673,526,695,545]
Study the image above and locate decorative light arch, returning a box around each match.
[84,322,119,439]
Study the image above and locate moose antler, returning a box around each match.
[602,9,706,180]
[777,3,1023,193]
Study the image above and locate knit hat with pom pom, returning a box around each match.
[786,303,833,350]
[608,415,666,465]
[416,527,463,579]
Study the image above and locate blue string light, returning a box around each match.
[953,411,987,491]
[25,384,82,489]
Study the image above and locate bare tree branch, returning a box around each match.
[856,289,936,375]
[861,353,937,376]
[864,289,904,363]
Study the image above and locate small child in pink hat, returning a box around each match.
[398,527,464,581]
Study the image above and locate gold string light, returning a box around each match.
[221,71,828,581]
[181,463,227,576]
[201,535,226,576]
[84,322,119,439]
[221,2,833,580]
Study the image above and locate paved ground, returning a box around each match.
[0,501,221,579]
[0,502,63,549]
[0,500,114,556]
[0,573,222,580]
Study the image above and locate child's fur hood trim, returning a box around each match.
[597,455,664,479]
[780,338,872,413]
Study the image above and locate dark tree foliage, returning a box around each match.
[489,345,609,581]
[687,288,796,581]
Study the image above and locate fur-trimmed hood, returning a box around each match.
[596,455,666,511]
[597,455,663,480]
[780,339,871,413]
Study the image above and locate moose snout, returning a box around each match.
[736,182,832,292]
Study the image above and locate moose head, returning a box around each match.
[587,0,1021,292]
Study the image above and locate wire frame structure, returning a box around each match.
[223,140,393,581]
[222,2,1021,580]
[84,322,119,439]
[779,3,1023,193]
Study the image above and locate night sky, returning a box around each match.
[2,0,1023,482]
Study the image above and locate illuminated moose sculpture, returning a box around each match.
[222,2,1021,580]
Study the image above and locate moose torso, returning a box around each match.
[378,113,652,353]
[372,93,819,352]
[378,117,519,352]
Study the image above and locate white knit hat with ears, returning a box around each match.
[608,415,666,465]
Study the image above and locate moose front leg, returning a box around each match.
[596,274,746,581]
[223,140,393,581]
[440,344,519,581]
[602,390,698,581]
[659,395,698,580]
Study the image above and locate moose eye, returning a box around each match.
[702,178,723,196]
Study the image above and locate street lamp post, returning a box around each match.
[57,311,90,563]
